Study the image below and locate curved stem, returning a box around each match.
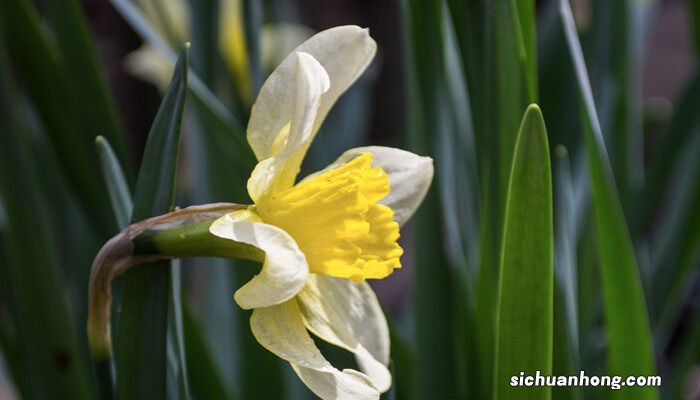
[87,203,254,359]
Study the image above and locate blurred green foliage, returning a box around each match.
[0,0,698,399]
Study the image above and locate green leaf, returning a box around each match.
[41,0,131,173]
[514,0,537,101]
[493,0,537,215]
[168,261,191,400]
[96,137,193,400]
[387,324,414,400]
[552,146,580,370]
[633,70,700,236]
[115,45,189,400]
[494,104,553,400]
[181,303,233,400]
[439,6,482,399]
[186,0,218,84]
[650,129,700,343]
[401,1,460,398]
[94,135,133,399]
[242,0,263,97]
[552,146,582,400]
[0,0,118,236]
[445,3,537,398]
[559,2,658,398]
[0,30,95,400]
[587,0,650,202]
[95,136,133,230]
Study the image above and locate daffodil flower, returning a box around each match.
[88,26,433,400]
[201,27,433,398]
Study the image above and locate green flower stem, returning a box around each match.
[87,203,261,361]
[134,218,264,262]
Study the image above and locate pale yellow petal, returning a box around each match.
[292,364,379,400]
[297,275,392,392]
[251,300,380,400]
[304,146,434,226]
[247,52,329,203]
[124,45,173,91]
[248,26,377,162]
[208,210,308,309]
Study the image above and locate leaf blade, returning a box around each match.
[559,2,658,398]
[95,136,133,230]
[494,105,553,400]
[42,0,131,172]
[0,29,95,400]
[115,45,189,400]
[0,0,118,236]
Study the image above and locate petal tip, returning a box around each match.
[295,51,331,93]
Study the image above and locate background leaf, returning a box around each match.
[0,27,95,400]
[559,2,658,398]
[0,0,119,237]
[41,0,131,172]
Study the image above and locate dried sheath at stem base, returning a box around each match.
[87,202,247,359]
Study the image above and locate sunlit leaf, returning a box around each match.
[494,105,553,400]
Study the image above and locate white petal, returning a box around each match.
[297,275,392,393]
[208,211,308,309]
[251,301,380,400]
[248,25,377,161]
[288,52,330,151]
[304,146,434,226]
[247,52,329,202]
[292,365,379,400]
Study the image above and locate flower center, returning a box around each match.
[255,152,403,282]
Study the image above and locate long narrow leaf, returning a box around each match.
[494,104,553,400]
[182,304,233,400]
[168,261,191,400]
[402,0,459,398]
[553,146,580,369]
[0,0,118,236]
[97,138,194,400]
[552,146,582,400]
[115,45,189,400]
[651,130,700,344]
[588,0,650,201]
[242,0,263,96]
[493,0,537,207]
[95,136,133,230]
[0,30,95,400]
[559,2,658,398]
[42,0,131,171]
[514,0,537,101]
[633,70,700,235]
